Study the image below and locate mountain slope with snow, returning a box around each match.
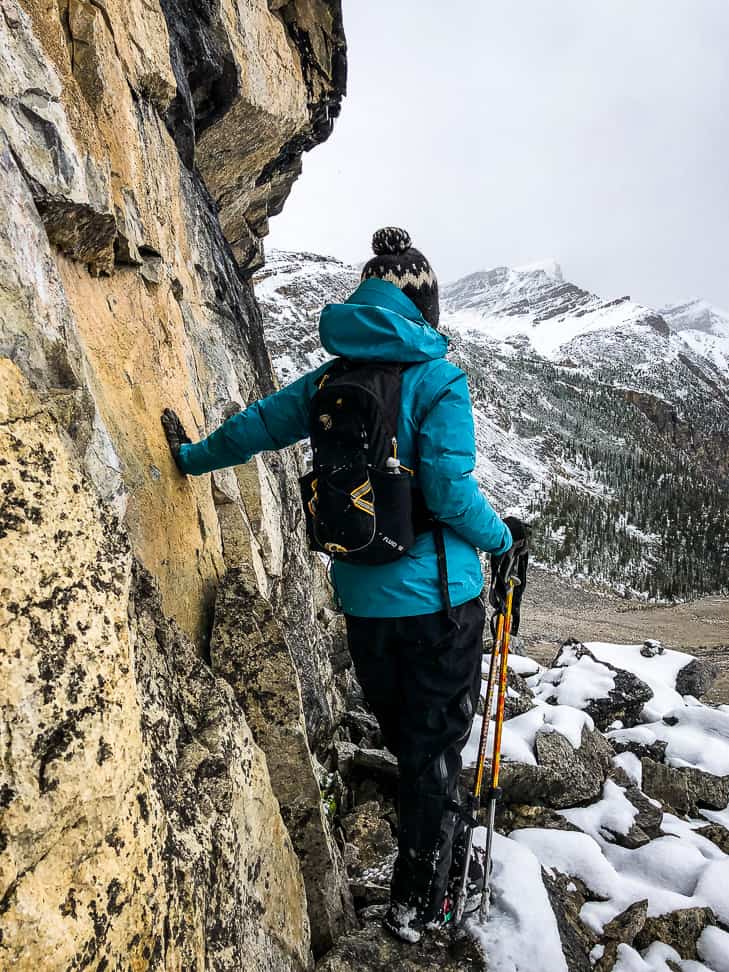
[660,299,729,379]
[255,250,359,384]
[255,251,729,600]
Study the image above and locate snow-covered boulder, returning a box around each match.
[576,642,716,722]
[609,706,729,776]
[559,780,662,850]
[535,641,654,731]
[609,706,729,817]
[512,825,729,936]
[465,701,612,809]
[533,724,613,809]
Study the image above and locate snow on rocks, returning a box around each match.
[609,706,729,777]
[325,641,728,971]
[613,751,643,788]
[461,640,728,970]
[507,654,543,679]
[535,641,654,731]
[534,639,717,728]
[511,825,726,937]
[577,642,714,722]
[464,699,611,808]
[465,700,595,769]
[559,779,641,845]
[609,940,711,972]
[699,800,729,831]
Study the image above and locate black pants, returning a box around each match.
[345,596,485,920]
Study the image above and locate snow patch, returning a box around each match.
[697,925,729,972]
[534,647,616,710]
[468,829,568,972]
[609,706,729,776]
[613,751,643,788]
[464,701,593,768]
[559,780,639,842]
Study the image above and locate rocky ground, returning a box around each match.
[314,592,729,971]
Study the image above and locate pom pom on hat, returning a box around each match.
[372,227,412,255]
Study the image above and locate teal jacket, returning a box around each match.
[178,278,512,617]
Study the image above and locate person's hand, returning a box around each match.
[503,515,529,552]
[489,517,530,633]
[161,408,190,473]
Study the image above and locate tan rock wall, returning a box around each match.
[0,0,347,966]
[0,363,310,970]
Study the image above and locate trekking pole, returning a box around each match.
[453,603,505,926]
[479,573,519,922]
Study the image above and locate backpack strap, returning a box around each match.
[412,487,459,627]
[433,523,459,629]
[315,356,353,389]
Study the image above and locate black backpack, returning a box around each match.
[299,358,420,565]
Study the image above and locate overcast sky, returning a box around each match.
[267,1,729,310]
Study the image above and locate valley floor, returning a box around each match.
[521,570,729,705]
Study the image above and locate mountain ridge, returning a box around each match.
[256,250,729,600]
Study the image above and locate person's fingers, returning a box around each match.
[161,408,191,447]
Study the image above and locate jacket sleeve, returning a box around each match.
[177,365,327,476]
[417,368,512,555]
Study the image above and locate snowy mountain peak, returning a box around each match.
[442,260,571,316]
[660,297,729,337]
[512,257,564,281]
[441,260,673,360]
[660,298,729,377]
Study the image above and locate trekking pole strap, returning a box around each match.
[446,798,480,830]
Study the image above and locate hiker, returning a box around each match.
[161,226,526,943]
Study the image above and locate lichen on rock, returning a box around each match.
[0,364,310,970]
[0,0,347,967]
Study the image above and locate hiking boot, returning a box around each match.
[383,902,425,944]
[383,895,454,944]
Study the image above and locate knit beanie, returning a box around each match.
[361,227,440,328]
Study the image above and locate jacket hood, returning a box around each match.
[319,278,449,362]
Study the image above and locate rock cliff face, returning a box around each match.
[0,0,348,967]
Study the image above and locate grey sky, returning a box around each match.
[267,1,729,311]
